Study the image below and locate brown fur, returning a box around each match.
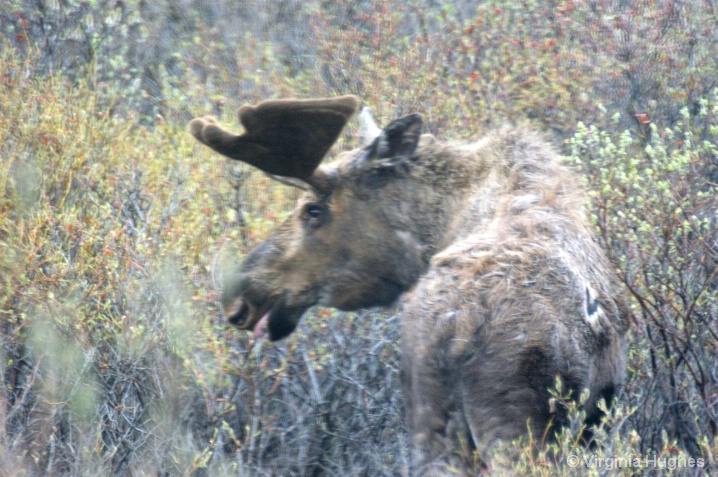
[189,98,630,475]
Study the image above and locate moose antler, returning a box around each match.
[189,96,360,191]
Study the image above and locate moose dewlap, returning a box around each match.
[189,96,630,474]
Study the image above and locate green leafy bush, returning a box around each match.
[569,102,718,463]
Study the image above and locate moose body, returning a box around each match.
[189,96,630,475]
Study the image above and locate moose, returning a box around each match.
[189,96,630,475]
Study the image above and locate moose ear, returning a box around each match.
[188,95,360,181]
[370,113,423,163]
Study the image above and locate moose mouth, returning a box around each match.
[226,299,310,341]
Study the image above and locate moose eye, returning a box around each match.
[301,202,328,228]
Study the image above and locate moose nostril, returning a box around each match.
[227,301,250,326]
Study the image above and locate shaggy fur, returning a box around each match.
[189,97,630,475]
[399,130,630,474]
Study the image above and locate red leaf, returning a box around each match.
[634,113,651,125]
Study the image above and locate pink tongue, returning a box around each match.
[253,312,270,340]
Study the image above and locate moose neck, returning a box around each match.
[377,141,493,268]
[383,130,567,271]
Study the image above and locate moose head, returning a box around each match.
[189,96,434,340]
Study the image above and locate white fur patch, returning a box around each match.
[509,194,540,213]
[584,284,602,325]
[396,230,422,253]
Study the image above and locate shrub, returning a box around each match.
[568,100,718,465]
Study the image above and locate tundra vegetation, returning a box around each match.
[1,1,717,476]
